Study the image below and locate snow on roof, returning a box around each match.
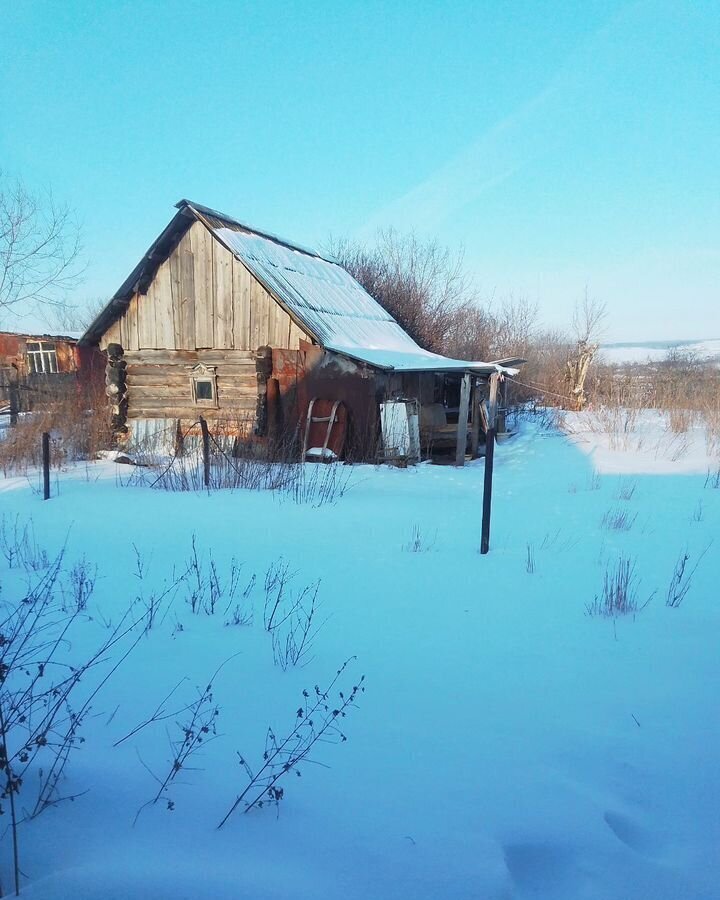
[212,224,510,374]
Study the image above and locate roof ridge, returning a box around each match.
[177,199,338,265]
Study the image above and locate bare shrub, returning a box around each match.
[224,573,256,627]
[0,544,146,893]
[131,546,183,632]
[124,420,352,506]
[218,658,364,825]
[263,559,322,668]
[0,515,49,570]
[525,543,535,574]
[666,544,712,608]
[617,480,637,501]
[586,556,651,618]
[61,555,97,612]
[403,524,436,552]
[286,462,353,507]
[271,582,320,670]
[133,664,226,821]
[601,507,638,532]
[667,408,694,434]
[0,379,111,477]
[182,534,242,616]
[585,405,641,451]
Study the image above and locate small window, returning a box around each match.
[189,364,218,407]
[27,341,59,375]
[195,379,214,401]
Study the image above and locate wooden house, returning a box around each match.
[80,200,521,462]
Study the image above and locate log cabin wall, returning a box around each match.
[99,221,311,425]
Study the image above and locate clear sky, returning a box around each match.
[1,0,718,341]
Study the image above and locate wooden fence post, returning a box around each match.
[42,432,51,500]
[199,416,210,488]
[455,372,471,466]
[480,373,499,554]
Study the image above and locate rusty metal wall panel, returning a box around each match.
[272,347,381,459]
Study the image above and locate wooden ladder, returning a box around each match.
[302,398,341,461]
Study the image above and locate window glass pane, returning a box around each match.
[27,342,40,351]
[28,355,37,374]
[48,353,58,373]
[42,342,57,351]
[195,380,214,401]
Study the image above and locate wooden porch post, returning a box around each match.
[470,377,481,459]
[455,372,471,467]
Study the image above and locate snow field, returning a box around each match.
[0,412,718,899]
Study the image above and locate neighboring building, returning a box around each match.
[0,330,102,417]
[80,200,521,461]
[0,330,81,377]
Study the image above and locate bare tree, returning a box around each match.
[0,174,83,320]
[46,296,107,334]
[328,230,472,352]
[566,291,607,409]
[445,295,538,362]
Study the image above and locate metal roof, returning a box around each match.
[82,201,518,375]
[194,206,514,375]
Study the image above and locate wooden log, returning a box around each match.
[123,349,254,366]
[127,373,257,390]
[129,400,256,417]
[454,372,471,467]
[480,373,499,555]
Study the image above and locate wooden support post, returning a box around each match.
[42,432,51,500]
[455,372,471,467]
[480,373,499,554]
[199,416,210,488]
[470,377,481,459]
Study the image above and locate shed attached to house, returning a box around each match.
[80,200,520,462]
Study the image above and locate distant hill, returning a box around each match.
[598,338,720,365]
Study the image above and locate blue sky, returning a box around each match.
[1,0,718,341]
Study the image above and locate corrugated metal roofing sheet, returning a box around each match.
[212,225,512,374]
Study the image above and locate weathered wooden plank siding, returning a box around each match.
[153,260,176,350]
[191,224,215,348]
[213,240,234,348]
[174,230,196,350]
[98,221,311,363]
[232,258,252,349]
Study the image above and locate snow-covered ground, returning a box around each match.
[598,338,720,366]
[0,413,718,900]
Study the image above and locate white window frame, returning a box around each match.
[189,363,218,408]
[27,341,59,374]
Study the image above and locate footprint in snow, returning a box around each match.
[503,841,581,894]
[603,809,664,859]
